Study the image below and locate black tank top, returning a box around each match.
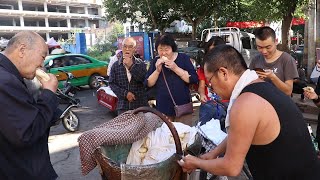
[241,82,320,180]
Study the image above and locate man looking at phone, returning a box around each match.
[249,26,298,96]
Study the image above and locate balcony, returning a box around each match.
[0,9,102,20]
[0,26,83,33]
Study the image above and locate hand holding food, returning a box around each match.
[303,86,318,100]
[35,69,58,93]
[35,69,50,81]
[303,86,315,93]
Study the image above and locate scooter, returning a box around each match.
[96,76,118,115]
[55,69,81,132]
[94,75,109,89]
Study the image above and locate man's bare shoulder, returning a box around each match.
[230,92,268,126]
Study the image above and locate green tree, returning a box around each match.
[174,0,220,40]
[235,0,307,52]
[103,0,179,33]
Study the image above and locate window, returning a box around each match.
[53,57,64,68]
[241,37,251,49]
[69,56,91,65]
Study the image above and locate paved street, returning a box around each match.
[49,87,318,180]
[49,87,113,180]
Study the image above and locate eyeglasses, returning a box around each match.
[123,44,135,50]
[208,74,215,83]
[207,67,221,82]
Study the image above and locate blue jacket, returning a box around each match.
[145,53,198,116]
[0,54,58,180]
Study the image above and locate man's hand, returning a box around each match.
[177,154,199,174]
[199,149,219,160]
[126,91,136,102]
[123,57,133,69]
[304,88,318,100]
[255,69,275,80]
[40,74,58,93]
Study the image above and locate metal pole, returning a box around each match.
[307,0,316,76]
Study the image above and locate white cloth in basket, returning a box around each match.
[126,122,197,165]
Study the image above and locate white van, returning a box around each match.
[201,27,259,66]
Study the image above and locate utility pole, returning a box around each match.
[307,0,316,76]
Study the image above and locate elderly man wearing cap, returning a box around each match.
[107,49,122,77]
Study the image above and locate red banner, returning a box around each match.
[292,18,305,26]
[117,36,144,59]
[226,21,265,29]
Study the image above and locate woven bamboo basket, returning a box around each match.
[93,107,202,180]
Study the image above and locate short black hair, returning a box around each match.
[155,34,178,52]
[204,36,226,54]
[254,26,276,42]
[204,45,247,75]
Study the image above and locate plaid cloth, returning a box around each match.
[78,111,162,175]
[109,57,148,111]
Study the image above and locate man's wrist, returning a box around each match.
[313,95,320,103]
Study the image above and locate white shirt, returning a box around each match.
[107,55,118,76]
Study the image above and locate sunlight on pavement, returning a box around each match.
[48,132,83,154]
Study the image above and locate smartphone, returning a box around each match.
[254,68,265,72]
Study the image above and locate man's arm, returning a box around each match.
[180,92,261,176]
[256,70,293,96]
[0,79,58,147]
[200,137,227,160]
[269,75,293,96]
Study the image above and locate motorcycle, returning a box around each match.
[94,75,109,89]
[55,69,81,132]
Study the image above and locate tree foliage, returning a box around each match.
[103,0,308,46]
[103,0,179,32]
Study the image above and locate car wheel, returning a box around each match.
[89,74,100,89]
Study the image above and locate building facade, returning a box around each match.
[0,0,106,41]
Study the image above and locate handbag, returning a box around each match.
[162,70,193,117]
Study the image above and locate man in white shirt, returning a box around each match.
[107,49,122,77]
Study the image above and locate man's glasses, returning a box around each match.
[208,74,214,83]
[123,44,134,50]
[207,67,221,82]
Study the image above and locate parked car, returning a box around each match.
[44,53,108,88]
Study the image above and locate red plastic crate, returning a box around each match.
[97,89,118,111]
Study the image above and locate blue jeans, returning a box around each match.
[199,100,227,128]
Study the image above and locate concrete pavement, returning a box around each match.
[49,88,318,180]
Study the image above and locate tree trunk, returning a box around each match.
[191,21,197,40]
[316,0,320,48]
[307,0,317,76]
[280,14,293,52]
[303,14,309,69]
[145,0,157,30]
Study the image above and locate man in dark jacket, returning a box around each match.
[109,37,148,115]
[0,31,59,179]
